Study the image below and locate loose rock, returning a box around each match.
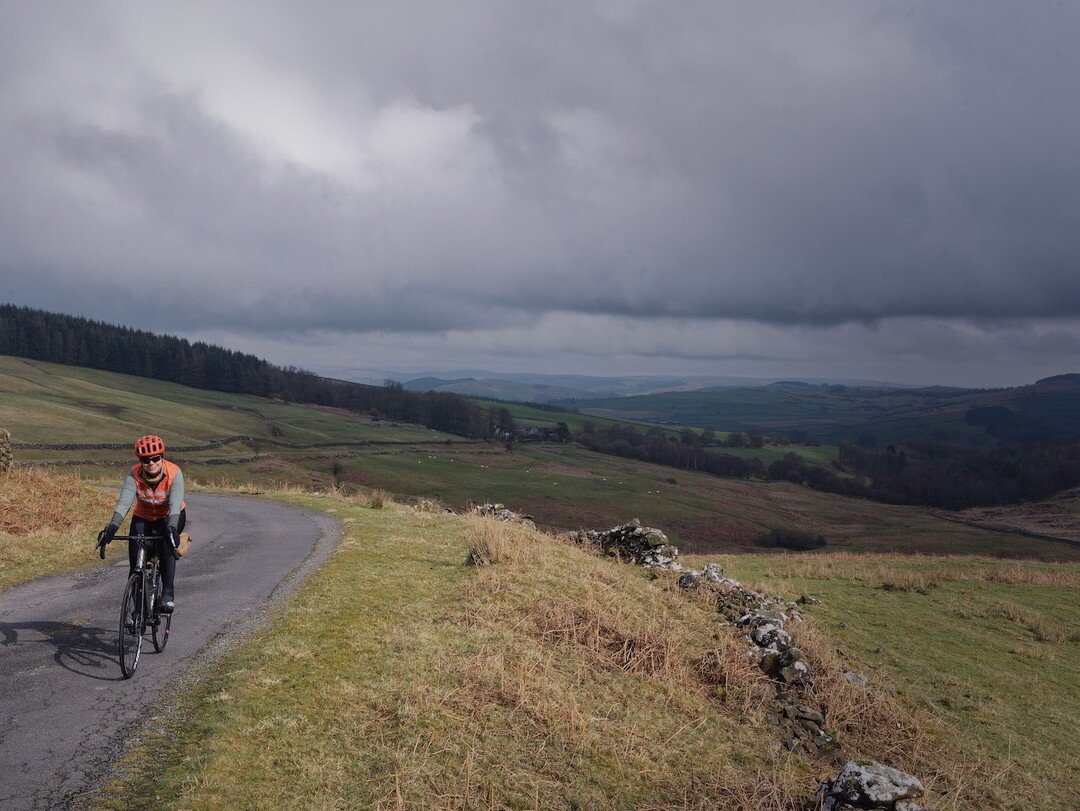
[815,760,925,809]
[473,503,536,528]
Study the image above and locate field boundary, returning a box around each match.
[928,509,1080,549]
[12,435,482,452]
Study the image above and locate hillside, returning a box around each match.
[0,304,490,438]
[3,370,1078,807]
[572,377,1080,448]
[5,356,1078,561]
[86,492,1077,809]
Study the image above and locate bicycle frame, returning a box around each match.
[113,534,169,677]
[114,534,162,607]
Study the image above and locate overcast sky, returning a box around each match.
[2,2,1078,387]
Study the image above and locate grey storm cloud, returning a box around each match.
[1,1,1079,383]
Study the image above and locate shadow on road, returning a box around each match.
[0,620,125,681]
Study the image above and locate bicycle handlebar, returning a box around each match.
[106,533,180,560]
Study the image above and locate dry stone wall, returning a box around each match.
[565,515,928,810]
[472,502,536,529]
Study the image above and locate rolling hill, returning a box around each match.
[3,355,1079,809]
[3,354,1078,562]
[572,376,1080,448]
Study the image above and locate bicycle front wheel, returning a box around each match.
[119,573,144,678]
[151,571,171,653]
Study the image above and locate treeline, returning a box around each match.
[577,421,1080,509]
[828,439,1080,508]
[768,439,1080,507]
[0,304,493,437]
[579,423,768,478]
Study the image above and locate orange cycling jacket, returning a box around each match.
[129,460,187,521]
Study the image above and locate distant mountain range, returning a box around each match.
[318,368,917,402]
[569,374,1080,448]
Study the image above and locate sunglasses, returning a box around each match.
[141,455,163,463]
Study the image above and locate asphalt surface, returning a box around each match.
[0,493,340,810]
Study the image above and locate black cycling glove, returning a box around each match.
[168,526,181,558]
[97,524,118,559]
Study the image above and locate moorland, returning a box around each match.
[1,311,1078,808]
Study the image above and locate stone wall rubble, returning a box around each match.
[567,518,682,570]
[472,503,536,529]
[567,515,928,809]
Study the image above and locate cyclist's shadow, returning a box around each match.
[0,620,125,681]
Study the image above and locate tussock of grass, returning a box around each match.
[992,600,1068,644]
[369,487,392,508]
[694,630,777,714]
[463,514,537,567]
[412,496,447,513]
[877,569,938,594]
[0,467,115,590]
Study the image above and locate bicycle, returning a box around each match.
[105,534,174,678]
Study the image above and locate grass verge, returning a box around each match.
[95,495,828,809]
[0,468,115,591]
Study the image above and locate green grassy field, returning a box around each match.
[484,399,840,463]
[0,355,450,446]
[690,551,1080,805]
[479,399,668,434]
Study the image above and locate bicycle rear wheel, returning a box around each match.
[152,612,172,652]
[151,571,171,652]
[119,573,144,678]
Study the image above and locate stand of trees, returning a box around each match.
[578,420,1080,509]
[0,304,492,438]
[829,439,1080,508]
[578,423,767,478]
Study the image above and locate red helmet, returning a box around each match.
[135,434,166,459]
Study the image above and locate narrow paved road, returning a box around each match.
[0,493,340,810]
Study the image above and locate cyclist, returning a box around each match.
[97,435,187,613]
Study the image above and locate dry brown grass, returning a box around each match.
[0,467,111,533]
[0,467,116,590]
[793,621,926,760]
[527,548,1014,808]
[529,599,685,680]
[877,569,938,594]
[450,526,816,808]
[464,514,539,567]
[361,487,393,509]
[412,497,447,513]
[992,600,1069,644]
[694,629,777,716]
